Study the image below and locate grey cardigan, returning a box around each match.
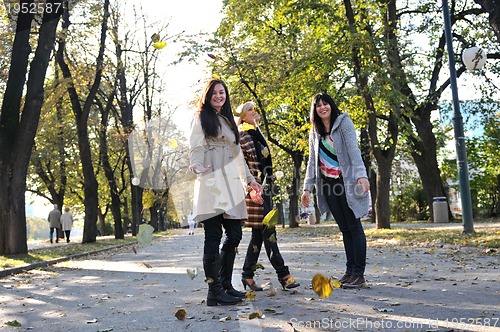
[303,113,370,219]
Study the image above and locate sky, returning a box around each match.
[135,0,224,137]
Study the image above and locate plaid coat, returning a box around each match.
[239,129,273,228]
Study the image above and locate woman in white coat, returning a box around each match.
[189,78,263,306]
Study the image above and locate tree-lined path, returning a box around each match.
[1,222,498,331]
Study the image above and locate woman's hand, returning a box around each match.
[188,163,211,174]
[249,181,263,205]
[357,177,370,193]
[301,190,310,207]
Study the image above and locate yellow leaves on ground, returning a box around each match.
[312,273,341,298]
[262,209,278,228]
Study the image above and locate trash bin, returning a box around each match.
[432,197,448,223]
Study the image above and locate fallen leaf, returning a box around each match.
[5,321,22,327]
[175,309,187,321]
[249,310,263,319]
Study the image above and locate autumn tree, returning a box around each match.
[0,0,63,254]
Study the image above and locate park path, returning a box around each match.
[1,222,499,332]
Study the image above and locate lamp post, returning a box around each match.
[441,0,474,233]
[132,177,141,235]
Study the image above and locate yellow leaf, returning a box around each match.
[212,73,220,79]
[246,290,256,300]
[330,279,341,289]
[152,41,167,49]
[168,138,178,149]
[268,233,277,243]
[252,264,265,271]
[312,273,333,298]
[262,209,278,228]
[174,309,186,320]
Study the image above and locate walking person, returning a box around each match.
[47,204,62,244]
[61,207,74,243]
[301,93,370,289]
[189,78,263,306]
[235,101,300,291]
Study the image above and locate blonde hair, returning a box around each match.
[234,101,257,125]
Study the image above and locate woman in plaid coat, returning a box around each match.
[236,101,300,291]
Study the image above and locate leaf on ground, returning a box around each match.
[330,279,341,289]
[266,285,276,297]
[175,309,187,320]
[86,318,98,324]
[246,290,256,300]
[5,321,22,327]
[249,310,263,319]
[219,315,231,321]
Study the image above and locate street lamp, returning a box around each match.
[462,46,487,70]
[441,0,474,233]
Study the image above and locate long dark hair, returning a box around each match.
[197,78,239,144]
[309,93,341,137]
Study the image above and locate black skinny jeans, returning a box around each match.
[241,226,290,279]
[203,214,242,256]
[322,176,367,276]
[242,192,289,279]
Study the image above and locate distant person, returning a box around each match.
[61,207,74,243]
[187,211,196,235]
[47,204,62,244]
[189,78,263,306]
[235,101,300,291]
[301,93,370,289]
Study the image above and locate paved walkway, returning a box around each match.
[1,222,499,331]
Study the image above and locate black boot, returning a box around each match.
[220,250,246,298]
[203,254,241,306]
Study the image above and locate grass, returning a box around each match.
[282,219,500,249]
[0,237,138,270]
[364,228,500,248]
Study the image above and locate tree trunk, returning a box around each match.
[56,0,110,243]
[287,151,303,228]
[374,156,392,228]
[409,111,449,220]
[0,0,61,255]
[98,91,124,239]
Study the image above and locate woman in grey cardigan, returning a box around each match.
[301,93,370,289]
